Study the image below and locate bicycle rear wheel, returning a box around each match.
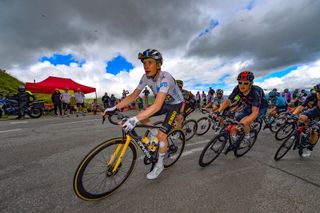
[270,116,286,133]
[234,129,258,157]
[196,117,211,136]
[73,138,137,201]
[183,119,198,141]
[163,129,185,168]
[199,132,227,167]
[275,123,295,141]
[251,120,262,134]
[274,134,297,161]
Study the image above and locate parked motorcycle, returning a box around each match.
[0,97,44,119]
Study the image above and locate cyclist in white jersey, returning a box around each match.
[102,49,183,179]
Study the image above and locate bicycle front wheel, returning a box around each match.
[164,129,186,168]
[275,123,295,141]
[234,129,258,157]
[274,134,297,161]
[199,132,227,167]
[183,119,198,141]
[73,137,137,201]
[196,117,211,136]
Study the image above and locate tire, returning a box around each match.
[234,129,258,157]
[274,134,297,161]
[251,120,262,134]
[199,132,227,167]
[275,123,295,141]
[73,138,137,201]
[270,116,286,133]
[28,108,43,118]
[182,119,198,141]
[163,129,185,168]
[0,108,3,118]
[196,117,211,136]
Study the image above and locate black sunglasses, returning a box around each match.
[238,82,250,85]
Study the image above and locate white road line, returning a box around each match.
[0,128,22,133]
[48,118,101,126]
[9,121,28,124]
[136,139,210,160]
[181,147,203,157]
[185,139,210,147]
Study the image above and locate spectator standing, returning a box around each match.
[122,89,129,99]
[102,92,110,109]
[143,87,150,106]
[109,94,116,107]
[51,88,62,116]
[61,89,72,116]
[196,91,201,108]
[75,88,85,116]
[201,91,207,106]
[136,96,143,110]
[91,99,99,115]
[282,88,291,103]
[301,89,308,102]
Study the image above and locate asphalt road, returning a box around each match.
[0,111,320,213]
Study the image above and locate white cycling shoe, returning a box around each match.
[302,149,312,158]
[147,164,164,180]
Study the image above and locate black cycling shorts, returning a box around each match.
[152,102,182,134]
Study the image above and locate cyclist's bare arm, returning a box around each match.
[205,102,212,108]
[293,105,304,115]
[180,101,186,114]
[136,92,167,121]
[241,106,259,126]
[218,99,231,113]
[116,89,141,109]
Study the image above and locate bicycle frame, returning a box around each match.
[108,128,158,173]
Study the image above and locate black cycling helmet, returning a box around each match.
[216,89,223,95]
[138,49,163,64]
[18,85,25,92]
[314,84,320,92]
[176,80,183,88]
[237,71,254,82]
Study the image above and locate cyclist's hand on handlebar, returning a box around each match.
[122,116,139,132]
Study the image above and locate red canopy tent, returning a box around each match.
[25,76,96,94]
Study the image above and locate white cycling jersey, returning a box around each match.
[136,71,183,105]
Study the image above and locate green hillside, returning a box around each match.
[0,69,24,96]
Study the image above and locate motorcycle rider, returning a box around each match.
[15,85,35,119]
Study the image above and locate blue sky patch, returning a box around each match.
[106,55,134,75]
[39,53,85,67]
[198,19,220,37]
[255,65,300,83]
[246,0,255,10]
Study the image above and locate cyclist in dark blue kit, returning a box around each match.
[217,71,268,143]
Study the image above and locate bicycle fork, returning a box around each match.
[108,135,132,173]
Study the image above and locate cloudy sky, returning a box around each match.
[1,0,320,97]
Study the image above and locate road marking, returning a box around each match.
[0,128,22,133]
[136,139,209,160]
[181,147,203,157]
[185,139,210,147]
[48,118,101,126]
[10,121,28,124]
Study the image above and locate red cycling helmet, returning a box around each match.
[237,71,254,82]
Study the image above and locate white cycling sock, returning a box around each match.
[156,153,165,168]
[245,133,251,139]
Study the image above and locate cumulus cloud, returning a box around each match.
[256,60,320,91]
[1,0,320,96]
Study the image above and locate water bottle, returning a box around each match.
[141,136,150,145]
[148,136,159,152]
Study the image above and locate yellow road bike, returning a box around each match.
[73,112,186,201]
